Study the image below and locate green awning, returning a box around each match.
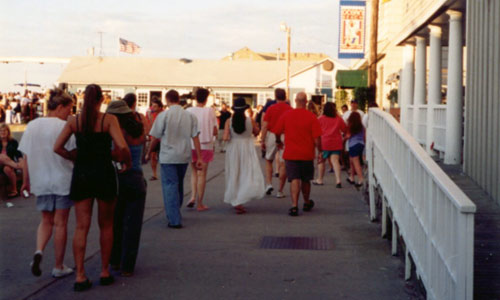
[336,70,368,88]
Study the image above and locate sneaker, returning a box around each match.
[276,192,285,198]
[30,252,42,277]
[52,265,74,278]
[265,185,274,195]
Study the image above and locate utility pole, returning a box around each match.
[280,22,291,100]
[98,31,104,57]
[368,0,379,102]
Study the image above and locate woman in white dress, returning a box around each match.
[223,98,265,214]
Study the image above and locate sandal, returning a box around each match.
[100,275,114,286]
[74,278,92,292]
[303,200,315,212]
[312,181,324,186]
[346,178,355,185]
[149,176,158,181]
[7,192,18,199]
[235,205,246,214]
[288,206,299,216]
[186,201,195,208]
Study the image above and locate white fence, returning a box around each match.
[367,108,476,300]
[407,104,447,154]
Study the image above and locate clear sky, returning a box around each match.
[0,0,343,91]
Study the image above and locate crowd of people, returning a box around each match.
[12,84,370,292]
[0,91,47,124]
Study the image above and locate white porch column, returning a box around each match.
[444,11,463,165]
[401,45,414,131]
[413,36,427,139]
[426,25,442,155]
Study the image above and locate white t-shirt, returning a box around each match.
[187,106,217,150]
[18,117,76,196]
[342,109,365,123]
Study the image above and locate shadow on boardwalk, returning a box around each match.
[1,152,420,300]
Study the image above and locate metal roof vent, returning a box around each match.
[179,58,192,64]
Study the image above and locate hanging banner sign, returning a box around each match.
[338,0,366,59]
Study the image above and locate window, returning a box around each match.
[258,92,274,106]
[214,92,231,106]
[136,91,149,107]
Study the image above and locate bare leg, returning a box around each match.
[352,156,364,184]
[331,154,342,184]
[4,166,17,195]
[315,161,325,184]
[274,152,279,175]
[53,208,70,269]
[349,157,355,181]
[97,198,116,278]
[189,163,198,203]
[290,179,301,208]
[327,158,334,172]
[73,199,93,283]
[36,211,55,252]
[150,151,158,179]
[301,181,311,204]
[278,160,287,193]
[0,154,19,169]
[196,162,209,210]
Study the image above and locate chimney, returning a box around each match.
[87,47,95,56]
[276,48,280,61]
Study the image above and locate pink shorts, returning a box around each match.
[192,150,214,163]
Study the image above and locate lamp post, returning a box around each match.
[280,22,291,100]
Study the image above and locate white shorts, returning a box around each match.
[264,134,284,162]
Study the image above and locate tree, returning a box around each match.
[353,87,375,112]
[335,89,349,111]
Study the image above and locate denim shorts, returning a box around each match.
[349,144,365,157]
[322,150,341,159]
[36,194,73,212]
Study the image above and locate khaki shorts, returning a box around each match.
[264,134,284,162]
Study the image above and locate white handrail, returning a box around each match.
[366,108,475,300]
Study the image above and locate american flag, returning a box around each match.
[119,38,141,54]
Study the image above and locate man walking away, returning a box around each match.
[260,88,291,198]
[148,90,203,229]
[274,92,322,216]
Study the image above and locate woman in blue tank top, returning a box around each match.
[106,95,147,277]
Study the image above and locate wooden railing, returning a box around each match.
[366,108,475,300]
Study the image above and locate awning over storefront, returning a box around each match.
[335,70,368,88]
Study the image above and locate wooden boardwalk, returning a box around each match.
[439,163,500,300]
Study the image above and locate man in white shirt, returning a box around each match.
[342,100,365,123]
[19,89,76,278]
[148,90,203,228]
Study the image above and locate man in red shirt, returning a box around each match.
[274,92,323,216]
[260,88,291,198]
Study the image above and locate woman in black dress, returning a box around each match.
[54,84,131,291]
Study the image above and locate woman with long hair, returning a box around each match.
[54,84,131,292]
[346,111,365,188]
[186,88,217,211]
[223,98,264,214]
[0,123,23,198]
[313,102,347,187]
[106,97,147,277]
